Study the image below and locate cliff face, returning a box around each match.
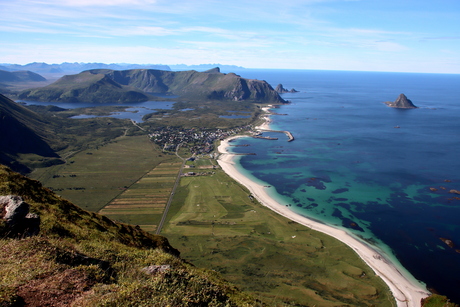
[19,68,286,104]
[384,94,417,109]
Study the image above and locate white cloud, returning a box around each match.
[371,41,408,52]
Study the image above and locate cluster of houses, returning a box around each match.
[149,125,252,155]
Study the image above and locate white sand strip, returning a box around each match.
[217,134,430,307]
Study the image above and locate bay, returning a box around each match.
[227,69,460,302]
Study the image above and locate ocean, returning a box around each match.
[225,69,460,302]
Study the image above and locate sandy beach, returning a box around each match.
[217,112,430,306]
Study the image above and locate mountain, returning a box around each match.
[19,67,286,104]
[0,164,254,306]
[19,71,151,103]
[384,93,418,109]
[0,70,47,83]
[0,94,61,173]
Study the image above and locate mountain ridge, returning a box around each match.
[0,70,47,83]
[19,68,286,104]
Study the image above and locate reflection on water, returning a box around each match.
[19,100,176,123]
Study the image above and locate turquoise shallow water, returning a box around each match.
[226,69,460,302]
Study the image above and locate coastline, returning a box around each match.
[217,111,430,307]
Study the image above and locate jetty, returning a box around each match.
[253,136,278,140]
[256,129,294,142]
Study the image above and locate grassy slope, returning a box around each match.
[0,164,256,306]
[162,158,395,307]
[0,94,63,173]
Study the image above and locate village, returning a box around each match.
[148,124,253,155]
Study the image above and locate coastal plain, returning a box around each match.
[162,157,395,306]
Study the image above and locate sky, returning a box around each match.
[0,0,459,73]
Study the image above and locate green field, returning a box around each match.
[162,157,394,307]
[99,161,182,231]
[30,135,180,212]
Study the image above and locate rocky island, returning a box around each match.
[383,93,417,109]
[275,83,298,93]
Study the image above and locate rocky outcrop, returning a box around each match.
[275,84,298,94]
[384,94,417,109]
[141,265,171,275]
[0,195,40,237]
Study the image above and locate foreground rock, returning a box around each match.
[383,93,417,108]
[0,195,40,237]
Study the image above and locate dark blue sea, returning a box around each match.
[226,69,460,302]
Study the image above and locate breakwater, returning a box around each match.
[257,129,295,142]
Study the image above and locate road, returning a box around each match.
[155,144,187,234]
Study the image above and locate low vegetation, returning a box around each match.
[0,164,256,306]
[422,294,458,307]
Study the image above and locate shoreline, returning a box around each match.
[217,110,430,306]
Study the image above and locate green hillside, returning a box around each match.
[0,94,62,173]
[19,72,149,103]
[0,70,46,83]
[0,164,256,306]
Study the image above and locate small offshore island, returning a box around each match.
[384,93,418,109]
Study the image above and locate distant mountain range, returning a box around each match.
[19,67,285,104]
[0,62,171,76]
[169,64,245,71]
[0,62,246,76]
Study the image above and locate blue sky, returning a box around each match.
[1,0,459,73]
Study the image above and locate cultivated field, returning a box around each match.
[31,135,180,212]
[162,156,394,307]
[99,161,182,231]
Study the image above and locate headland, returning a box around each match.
[217,108,430,307]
